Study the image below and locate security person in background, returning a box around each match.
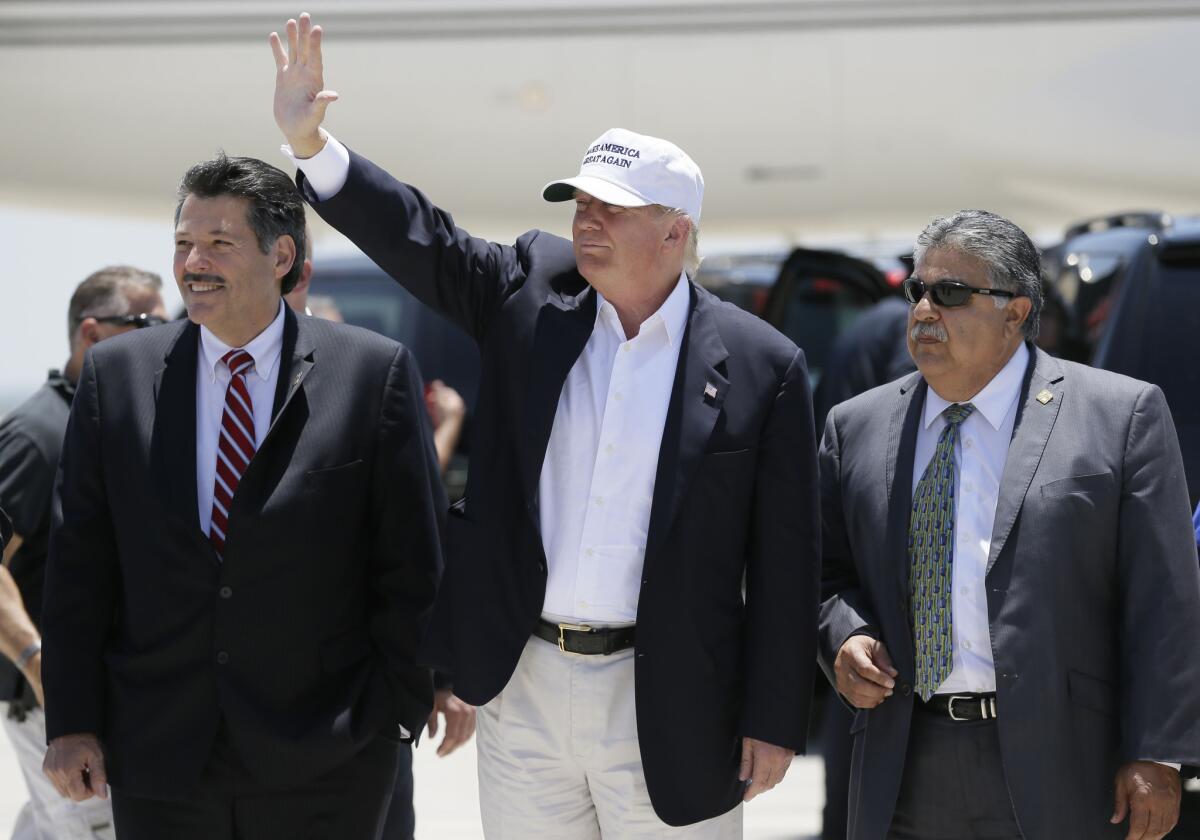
[0,266,166,840]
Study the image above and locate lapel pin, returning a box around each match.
[704,382,718,400]
[1036,389,1053,405]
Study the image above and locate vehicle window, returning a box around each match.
[776,277,878,383]
[1135,263,1200,422]
[1054,252,1124,350]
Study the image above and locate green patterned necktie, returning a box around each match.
[909,402,975,702]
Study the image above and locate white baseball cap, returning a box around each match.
[542,127,705,222]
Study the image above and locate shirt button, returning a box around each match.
[960,586,970,596]
[964,482,974,493]
[594,496,605,506]
[578,600,589,609]
[219,586,233,599]
[604,444,615,455]
[614,392,624,402]
[622,345,631,353]
[963,639,973,651]
[216,651,230,665]
[585,548,594,558]
[965,438,974,449]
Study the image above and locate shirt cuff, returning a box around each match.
[280,133,350,201]
[1153,761,1182,771]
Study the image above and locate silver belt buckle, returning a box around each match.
[946,693,997,720]
[946,694,972,721]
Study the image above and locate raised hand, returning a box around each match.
[269,13,338,158]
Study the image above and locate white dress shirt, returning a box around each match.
[913,342,1027,696]
[539,276,689,624]
[195,301,286,534]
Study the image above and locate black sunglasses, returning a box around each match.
[93,313,167,329]
[902,277,1017,308]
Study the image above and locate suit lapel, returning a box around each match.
[646,286,729,554]
[263,306,314,446]
[152,321,203,538]
[518,281,597,525]
[886,372,925,668]
[986,346,1064,574]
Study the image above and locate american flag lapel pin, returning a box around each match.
[704,382,718,401]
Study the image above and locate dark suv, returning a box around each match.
[1044,211,1200,503]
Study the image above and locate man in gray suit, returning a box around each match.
[819,209,1200,840]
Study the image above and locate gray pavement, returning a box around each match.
[0,729,825,838]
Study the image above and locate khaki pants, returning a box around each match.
[477,637,742,840]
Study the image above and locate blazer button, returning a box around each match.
[901,683,912,696]
[216,651,230,665]
[219,586,233,599]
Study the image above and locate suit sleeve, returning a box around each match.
[369,344,447,737]
[740,348,820,753]
[42,352,119,740]
[298,150,529,345]
[0,429,53,540]
[816,407,880,690]
[1116,383,1200,765]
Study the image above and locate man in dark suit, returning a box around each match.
[41,154,445,840]
[270,14,819,837]
[819,209,1200,840]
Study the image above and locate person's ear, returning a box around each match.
[1005,296,1032,339]
[663,216,689,253]
[274,235,298,285]
[78,318,102,350]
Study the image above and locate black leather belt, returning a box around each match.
[533,619,636,656]
[918,692,999,721]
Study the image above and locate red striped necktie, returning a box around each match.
[209,349,256,560]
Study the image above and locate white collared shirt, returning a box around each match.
[912,342,1028,695]
[539,275,690,624]
[195,301,286,534]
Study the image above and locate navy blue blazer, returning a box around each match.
[300,150,821,826]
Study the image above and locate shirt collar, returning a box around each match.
[199,300,286,382]
[594,272,691,346]
[923,342,1030,431]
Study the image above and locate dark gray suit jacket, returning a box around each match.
[818,344,1200,840]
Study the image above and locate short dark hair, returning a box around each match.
[175,153,307,295]
[68,266,163,348]
[913,209,1044,340]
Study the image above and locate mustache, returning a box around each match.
[910,322,949,342]
[183,273,225,285]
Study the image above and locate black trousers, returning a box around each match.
[887,710,1023,840]
[111,726,401,840]
[380,741,415,839]
[821,695,853,840]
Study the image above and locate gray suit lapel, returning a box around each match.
[887,373,926,668]
[986,345,1065,574]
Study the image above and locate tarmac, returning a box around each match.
[0,729,827,839]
